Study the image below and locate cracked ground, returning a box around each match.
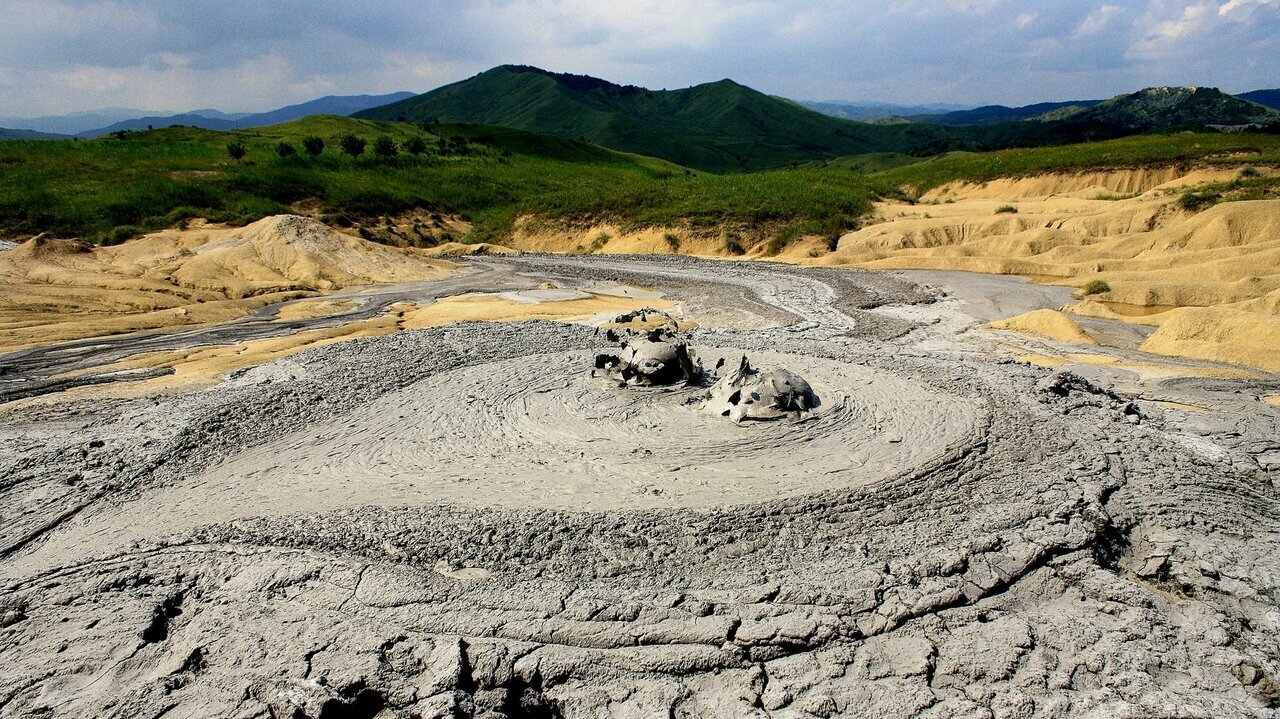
[2,255,1279,718]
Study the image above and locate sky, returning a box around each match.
[1,0,1278,116]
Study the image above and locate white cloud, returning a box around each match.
[0,0,1277,115]
[1074,4,1123,35]
[1219,0,1278,16]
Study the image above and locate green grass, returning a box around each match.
[0,116,880,246]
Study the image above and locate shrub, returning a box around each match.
[301,135,324,157]
[95,225,143,246]
[663,232,681,252]
[373,135,398,157]
[1082,280,1111,295]
[403,137,428,155]
[995,205,1018,214]
[1177,190,1219,212]
[723,231,745,255]
[1241,166,1260,178]
[339,134,367,159]
[275,142,297,159]
[590,230,610,251]
[225,140,247,163]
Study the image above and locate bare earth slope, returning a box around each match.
[0,215,455,349]
[814,168,1280,371]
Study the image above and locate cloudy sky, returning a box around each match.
[2,0,1278,116]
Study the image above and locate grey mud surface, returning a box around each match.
[3,255,1280,718]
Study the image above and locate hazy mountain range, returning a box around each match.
[0,93,415,138]
[805,89,1280,125]
[795,100,971,122]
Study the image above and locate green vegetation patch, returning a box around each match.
[0,116,879,246]
[1175,173,1280,213]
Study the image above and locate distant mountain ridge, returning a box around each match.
[798,100,970,122]
[0,127,69,140]
[906,100,1104,126]
[1236,89,1280,111]
[0,108,160,135]
[75,92,416,137]
[808,89,1280,126]
[356,65,916,171]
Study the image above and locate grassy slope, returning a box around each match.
[0,116,880,245]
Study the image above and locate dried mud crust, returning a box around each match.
[1,258,1279,718]
[501,254,934,340]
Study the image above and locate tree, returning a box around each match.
[373,135,398,157]
[403,137,427,155]
[301,135,324,157]
[275,141,297,158]
[226,140,247,163]
[339,134,366,159]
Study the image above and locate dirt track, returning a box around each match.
[2,255,1280,718]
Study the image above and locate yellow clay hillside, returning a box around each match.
[0,215,454,349]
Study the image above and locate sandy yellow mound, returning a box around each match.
[0,216,455,349]
[826,198,1280,309]
[921,168,1243,202]
[987,309,1098,345]
[162,214,454,295]
[423,242,519,257]
[1140,307,1280,372]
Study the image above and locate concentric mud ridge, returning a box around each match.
[2,255,1279,718]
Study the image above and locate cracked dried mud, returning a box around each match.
[2,254,1279,718]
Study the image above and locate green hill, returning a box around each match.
[1066,87,1280,128]
[355,65,966,172]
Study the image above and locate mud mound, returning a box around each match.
[0,216,455,349]
[8,235,93,259]
[30,349,980,544]
[166,215,453,296]
[594,325,702,387]
[704,354,820,422]
[987,309,1098,345]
